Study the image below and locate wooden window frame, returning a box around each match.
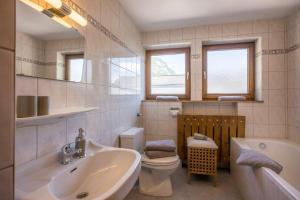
[146,48,191,100]
[202,42,255,100]
[64,53,84,81]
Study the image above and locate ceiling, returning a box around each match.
[16,0,81,40]
[119,0,300,31]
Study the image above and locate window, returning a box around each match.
[65,53,84,82]
[146,48,190,99]
[202,42,255,100]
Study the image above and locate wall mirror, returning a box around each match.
[16,0,86,83]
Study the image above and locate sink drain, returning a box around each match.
[76,192,89,199]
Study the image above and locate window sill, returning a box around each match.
[142,99,264,103]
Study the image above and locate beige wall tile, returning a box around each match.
[196,25,208,39]
[158,30,170,42]
[208,24,222,38]
[170,28,183,41]
[16,76,37,96]
[269,125,286,138]
[253,124,269,137]
[269,19,286,32]
[269,89,287,106]
[15,126,37,166]
[253,106,269,124]
[183,27,196,39]
[253,20,269,34]
[222,23,238,37]
[37,120,67,157]
[269,72,285,89]
[38,79,67,110]
[269,107,286,125]
[268,32,285,49]
[238,21,253,35]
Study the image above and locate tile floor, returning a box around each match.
[125,168,242,200]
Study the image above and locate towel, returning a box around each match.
[187,137,218,149]
[236,149,283,174]
[218,96,246,101]
[194,133,207,140]
[156,96,179,101]
[145,150,176,159]
[144,140,176,152]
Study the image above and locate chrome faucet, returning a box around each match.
[61,142,76,165]
[60,128,86,165]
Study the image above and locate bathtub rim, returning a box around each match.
[231,137,300,200]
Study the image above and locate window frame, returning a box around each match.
[145,47,191,100]
[202,42,255,100]
[64,53,84,81]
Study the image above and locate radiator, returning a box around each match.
[177,115,245,168]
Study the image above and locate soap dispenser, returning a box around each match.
[75,128,86,158]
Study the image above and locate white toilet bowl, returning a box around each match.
[120,127,180,197]
[139,154,180,197]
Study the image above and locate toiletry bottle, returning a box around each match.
[75,128,86,158]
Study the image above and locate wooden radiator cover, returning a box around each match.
[177,115,245,168]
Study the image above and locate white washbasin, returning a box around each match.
[16,141,141,200]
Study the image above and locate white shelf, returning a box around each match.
[16,107,98,127]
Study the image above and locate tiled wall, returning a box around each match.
[15,0,145,167]
[142,101,181,143]
[287,9,300,144]
[141,101,237,144]
[0,0,15,199]
[141,18,288,140]
[182,102,237,116]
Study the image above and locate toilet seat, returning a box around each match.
[142,154,179,166]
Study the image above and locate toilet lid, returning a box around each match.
[142,154,179,166]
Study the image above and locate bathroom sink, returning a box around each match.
[16,141,141,200]
[49,149,140,200]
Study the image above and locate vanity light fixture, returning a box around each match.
[19,0,87,27]
[68,9,87,27]
[42,9,72,28]
[45,0,87,26]
[20,0,43,11]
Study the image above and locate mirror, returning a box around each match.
[16,0,86,82]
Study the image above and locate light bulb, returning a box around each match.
[44,0,62,9]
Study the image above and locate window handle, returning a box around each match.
[186,71,189,80]
[203,71,207,80]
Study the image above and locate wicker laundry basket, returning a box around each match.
[187,137,218,186]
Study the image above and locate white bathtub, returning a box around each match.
[231,138,300,200]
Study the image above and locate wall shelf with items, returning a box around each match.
[16,107,98,127]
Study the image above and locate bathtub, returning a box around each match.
[231,138,300,200]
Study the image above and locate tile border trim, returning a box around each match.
[63,0,136,55]
[16,56,56,66]
[286,44,299,53]
[190,44,299,59]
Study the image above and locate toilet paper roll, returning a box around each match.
[170,109,179,117]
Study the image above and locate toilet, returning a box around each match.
[120,127,180,197]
